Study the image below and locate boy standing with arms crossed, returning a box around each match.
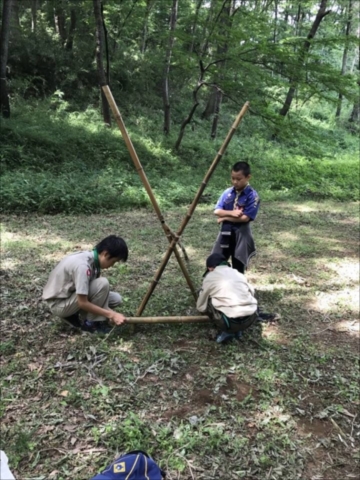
[212,161,259,273]
[212,161,276,323]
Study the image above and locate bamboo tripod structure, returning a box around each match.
[103,85,249,321]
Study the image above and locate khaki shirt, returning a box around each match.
[196,265,257,318]
[42,251,98,300]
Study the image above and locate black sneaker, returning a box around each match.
[216,331,235,344]
[62,313,82,329]
[81,320,112,334]
[257,312,279,323]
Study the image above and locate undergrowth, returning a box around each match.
[0,97,358,214]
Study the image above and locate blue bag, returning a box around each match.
[90,450,165,480]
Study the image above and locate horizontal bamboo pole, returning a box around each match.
[125,316,210,324]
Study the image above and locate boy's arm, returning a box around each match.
[217,214,250,223]
[196,284,210,312]
[214,208,243,218]
[77,295,126,325]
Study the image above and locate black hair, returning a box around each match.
[232,161,251,177]
[95,235,128,261]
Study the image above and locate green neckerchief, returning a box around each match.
[93,248,101,278]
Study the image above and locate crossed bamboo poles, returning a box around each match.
[102,85,249,320]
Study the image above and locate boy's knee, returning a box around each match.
[93,277,110,292]
[109,292,122,307]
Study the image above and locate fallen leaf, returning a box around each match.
[59,390,69,397]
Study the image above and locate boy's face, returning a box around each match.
[231,170,251,192]
[99,251,122,269]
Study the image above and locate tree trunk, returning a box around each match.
[175,61,209,150]
[336,0,353,118]
[162,0,178,135]
[201,0,231,121]
[0,0,13,119]
[189,0,203,53]
[31,0,38,33]
[202,85,217,119]
[348,56,360,129]
[93,0,111,126]
[9,0,20,43]
[279,0,331,118]
[211,88,223,139]
[65,8,77,51]
[141,0,153,54]
[273,0,278,43]
[54,5,67,45]
[209,0,232,139]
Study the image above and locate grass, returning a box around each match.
[0,199,359,479]
[1,98,359,214]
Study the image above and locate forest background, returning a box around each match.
[0,0,359,212]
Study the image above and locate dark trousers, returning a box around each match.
[207,301,257,333]
[222,230,245,274]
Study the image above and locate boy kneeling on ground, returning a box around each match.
[196,253,258,344]
[42,235,128,333]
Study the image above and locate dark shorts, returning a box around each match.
[207,301,257,333]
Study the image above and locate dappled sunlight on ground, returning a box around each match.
[328,260,359,282]
[262,324,290,345]
[333,319,359,336]
[1,200,359,480]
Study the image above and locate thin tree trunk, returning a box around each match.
[0,0,13,118]
[279,0,331,118]
[201,0,231,121]
[162,0,178,135]
[273,0,278,43]
[11,0,20,29]
[209,0,232,138]
[31,0,38,33]
[202,85,217,119]
[211,89,223,138]
[175,61,211,150]
[336,0,353,118]
[54,5,67,44]
[348,56,360,128]
[141,0,153,54]
[65,9,77,51]
[189,0,203,53]
[93,0,111,125]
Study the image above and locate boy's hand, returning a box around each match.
[108,311,127,326]
[232,208,243,217]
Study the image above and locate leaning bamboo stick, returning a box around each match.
[102,85,197,300]
[126,316,210,324]
[137,102,250,316]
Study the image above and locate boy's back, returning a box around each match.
[197,265,257,318]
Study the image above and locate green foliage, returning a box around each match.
[1,96,358,213]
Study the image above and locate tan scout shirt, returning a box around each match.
[42,251,97,301]
[196,265,257,318]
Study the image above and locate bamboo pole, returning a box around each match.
[126,316,210,324]
[102,85,197,300]
[137,102,250,316]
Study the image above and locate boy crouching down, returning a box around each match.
[196,253,258,343]
[42,235,128,333]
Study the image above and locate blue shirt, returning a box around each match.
[214,185,260,221]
